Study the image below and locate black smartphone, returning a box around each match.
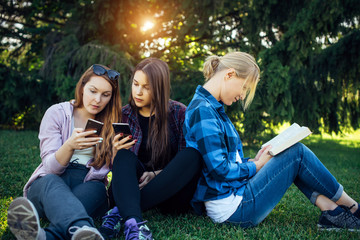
[84,119,104,137]
[112,123,132,137]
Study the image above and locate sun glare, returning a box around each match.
[141,21,154,32]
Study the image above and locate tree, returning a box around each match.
[1,0,359,141]
[154,0,360,139]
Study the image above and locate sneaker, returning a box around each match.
[123,218,153,240]
[69,225,104,240]
[7,197,46,240]
[353,202,360,219]
[318,205,360,232]
[99,207,122,239]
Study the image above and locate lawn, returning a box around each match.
[1,130,359,239]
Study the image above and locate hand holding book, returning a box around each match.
[250,144,273,172]
[261,123,312,156]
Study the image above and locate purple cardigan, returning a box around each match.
[23,102,110,196]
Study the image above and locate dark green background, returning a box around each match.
[1,0,359,142]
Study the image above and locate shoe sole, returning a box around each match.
[7,197,41,240]
[72,229,104,240]
[317,224,360,232]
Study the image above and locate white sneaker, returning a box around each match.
[7,197,46,240]
[69,225,104,240]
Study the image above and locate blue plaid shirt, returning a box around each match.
[183,86,257,215]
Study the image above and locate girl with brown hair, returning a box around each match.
[7,64,122,240]
[99,58,202,240]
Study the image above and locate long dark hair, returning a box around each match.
[73,64,122,168]
[129,58,170,168]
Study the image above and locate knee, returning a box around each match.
[180,148,203,173]
[80,181,107,199]
[28,174,64,198]
[292,142,305,151]
[184,147,202,158]
[282,142,312,165]
[293,142,312,158]
[276,143,305,164]
[184,147,202,163]
[112,149,137,172]
[287,142,308,157]
[92,181,107,195]
[39,174,62,185]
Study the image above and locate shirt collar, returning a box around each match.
[196,85,224,111]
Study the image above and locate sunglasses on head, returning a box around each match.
[92,64,120,81]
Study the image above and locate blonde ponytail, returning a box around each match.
[203,56,222,81]
[202,52,260,110]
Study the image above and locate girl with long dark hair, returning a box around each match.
[99,58,202,240]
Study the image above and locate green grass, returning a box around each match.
[1,130,359,239]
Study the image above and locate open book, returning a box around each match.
[261,123,312,156]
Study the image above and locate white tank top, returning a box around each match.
[69,115,94,165]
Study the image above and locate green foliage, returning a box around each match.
[41,33,134,102]
[0,63,49,129]
[170,71,204,105]
[308,30,360,132]
[260,54,293,122]
[1,0,360,141]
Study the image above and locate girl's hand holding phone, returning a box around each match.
[65,128,103,150]
[112,133,137,156]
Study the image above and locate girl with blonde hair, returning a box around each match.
[184,52,360,231]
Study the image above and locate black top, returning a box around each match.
[137,112,177,170]
[137,113,152,168]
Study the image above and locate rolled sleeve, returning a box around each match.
[246,161,257,178]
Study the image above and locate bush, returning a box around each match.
[0,63,52,130]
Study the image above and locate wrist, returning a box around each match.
[254,161,263,172]
[63,140,75,152]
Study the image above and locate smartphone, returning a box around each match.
[84,119,104,137]
[112,123,132,137]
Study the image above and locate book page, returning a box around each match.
[262,123,300,148]
[262,123,311,156]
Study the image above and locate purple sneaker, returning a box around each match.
[99,207,122,239]
[123,218,153,240]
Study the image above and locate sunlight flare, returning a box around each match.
[141,21,154,32]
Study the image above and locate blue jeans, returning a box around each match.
[27,163,108,239]
[226,143,343,227]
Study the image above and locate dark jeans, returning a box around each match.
[27,164,108,239]
[110,147,202,222]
